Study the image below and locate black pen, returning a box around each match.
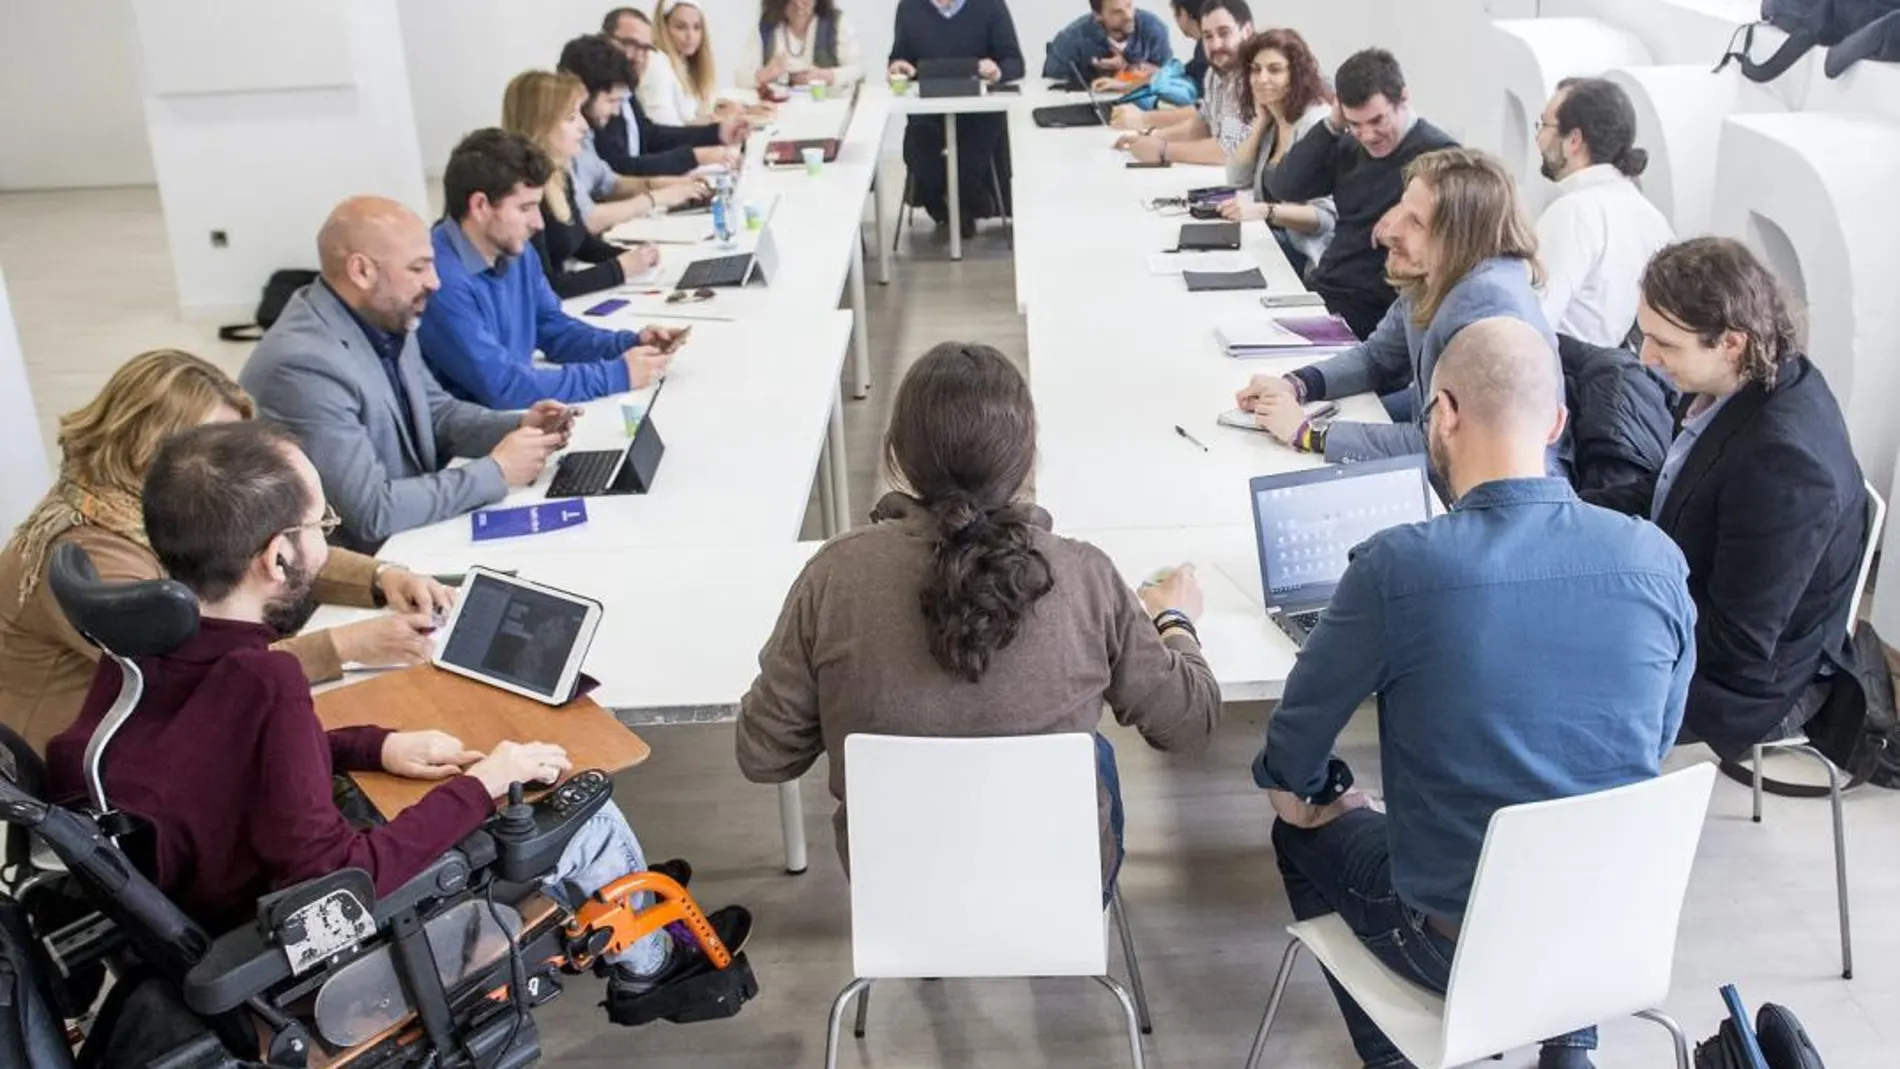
[1174,425,1210,452]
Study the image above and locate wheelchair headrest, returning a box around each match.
[48,542,199,659]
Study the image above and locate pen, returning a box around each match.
[1174,425,1209,452]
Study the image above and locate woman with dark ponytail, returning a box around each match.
[737,342,1221,887]
[1532,76,1676,348]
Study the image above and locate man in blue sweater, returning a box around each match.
[419,129,683,409]
[1255,317,1695,1069]
[1041,0,1171,82]
[1237,147,1563,470]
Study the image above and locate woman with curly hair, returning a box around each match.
[1219,28,1336,277]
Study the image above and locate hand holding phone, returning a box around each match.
[663,325,694,353]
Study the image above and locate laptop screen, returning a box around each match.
[439,572,593,699]
[1249,456,1433,608]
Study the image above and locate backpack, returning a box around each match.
[1112,59,1200,111]
[1716,0,1900,82]
[1696,1002,1827,1068]
[1555,334,1677,517]
[216,269,318,343]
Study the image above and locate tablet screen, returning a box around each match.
[439,573,591,698]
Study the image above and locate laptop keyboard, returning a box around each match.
[546,450,623,498]
[677,253,750,290]
[1286,608,1324,632]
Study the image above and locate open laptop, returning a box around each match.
[917,57,982,98]
[763,137,840,165]
[433,568,603,706]
[545,381,668,498]
[1031,63,1115,127]
[675,202,780,290]
[1248,455,1435,646]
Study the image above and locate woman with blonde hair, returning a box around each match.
[641,0,728,124]
[502,69,677,300]
[0,350,452,751]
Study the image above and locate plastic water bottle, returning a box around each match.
[711,175,735,248]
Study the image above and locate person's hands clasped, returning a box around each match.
[375,568,454,617]
[617,244,662,278]
[1236,373,1298,412]
[977,58,1002,83]
[1267,786,1376,829]
[623,345,675,388]
[382,730,484,780]
[717,112,750,146]
[888,59,917,79]
[1093,52,1127,75]
[1138,563,1204,621]
[333,612,436,668]
[490,426,562,486]
[758,54,789,88]
[467,741,574,797]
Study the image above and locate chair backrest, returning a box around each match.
[843,733,1106,979]
[1844,480,1886,637]
[1438,762,1718,1064]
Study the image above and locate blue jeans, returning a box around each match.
[1272,810,1596,1067]
[1097,733,1126,901]
[542,805,669,975]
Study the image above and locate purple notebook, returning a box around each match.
[1275,315,1359,346]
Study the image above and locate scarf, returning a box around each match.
[11,475,149,607]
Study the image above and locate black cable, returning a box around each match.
[478,879,529,1069]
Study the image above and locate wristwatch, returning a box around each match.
[1303,757,1355,806]
[369,562,404,608]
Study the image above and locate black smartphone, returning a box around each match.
[1125,160,1172,169]
[431,569,518,587]
[988,82,1022,94]
[663,325,694,353]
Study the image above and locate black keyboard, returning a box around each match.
[677,253,752,289]
[546,450,624,498]
[1031,102,1106,128]
[1287,609,1323,631]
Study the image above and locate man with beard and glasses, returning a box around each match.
[1236,147,1563,471]
[45,422,750,1017]
[1533,77,1674,349]
[1112,0,1253,166]
[1255,317,1694,1069]
[242,196,574,552]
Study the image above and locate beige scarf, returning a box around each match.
[10,476,148,607]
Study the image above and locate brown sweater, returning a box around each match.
[0,524,380,752]
[736,494,1222,878]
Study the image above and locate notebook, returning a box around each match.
[1214,313,1360,357]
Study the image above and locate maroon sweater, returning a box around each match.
[46,618,492,932]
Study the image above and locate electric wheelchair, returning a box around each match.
[0,543,757,1068]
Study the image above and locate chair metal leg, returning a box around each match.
[1634,1007,1692,1069]
[824,978,874,1069]
[1093,975,1147,1069]
[1751,743,1766,822]
[893,171,914,253]
[1244,940,1304,1069]
[852,980,873,1038]
[990,159,1011,248]
[1109,890,1152,1034]
[1790,744,1853,979]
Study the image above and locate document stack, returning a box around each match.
[1213,314,1359,359]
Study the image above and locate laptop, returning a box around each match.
[764,137,840,165]
[676,202,780,290]
[917,56,982,98]
[1031,63,1115,127]
[432,568,603,706]
[545,382,668,498]
[1248,455,1435,646]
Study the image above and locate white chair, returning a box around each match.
[823,733,1151,1069]
[1741,480,1885,981]
[1244,763,1718,1069]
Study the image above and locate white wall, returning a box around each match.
[0,0,154,189]
[131,0,431,319]
[0,266,52,532]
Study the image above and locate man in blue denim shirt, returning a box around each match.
[1254,318,1694,1069]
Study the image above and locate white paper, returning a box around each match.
[1146,251,1250,276]
[607,214,717,246]
[1213,316,1310,350]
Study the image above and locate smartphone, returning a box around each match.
[430,569,519,587]
[584,297,630,317]
[1125,160,1172,169]
[662,325,694,353]
[987,82,1022,94]
[1260,292,1328,310]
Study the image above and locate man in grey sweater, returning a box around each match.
[240,197,573,551]
[1238,147,1566,471]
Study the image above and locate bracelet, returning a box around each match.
[1152,609,1198,643]
[369,562,404,607]
[1284,373,1307,403]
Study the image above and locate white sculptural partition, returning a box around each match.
[1485,18,1652,215]
[1604,65,1787,238]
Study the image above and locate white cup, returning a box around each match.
[802,147,824,175]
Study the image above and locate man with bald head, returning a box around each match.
[241,196,573,550]
[1254,317,1694,1069]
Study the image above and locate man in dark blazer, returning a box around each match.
[1635,237,1868,759]
[240,197,573,551]
[587,17,742,176]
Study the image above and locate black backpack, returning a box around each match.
[1696,1003,1827,1069]
[216,269,318,343]
[1716,0,1900,81]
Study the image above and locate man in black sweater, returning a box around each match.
[887,0,1026,237]
[590,12,743,177]
[1270,49,1459,339]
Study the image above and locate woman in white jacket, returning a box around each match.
[735,0,863,91]
[1219,28,1337,279]
[640,0,726,124]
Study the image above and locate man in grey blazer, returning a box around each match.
[242,197,572,551]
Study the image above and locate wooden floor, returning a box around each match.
[6,188,1899,1068]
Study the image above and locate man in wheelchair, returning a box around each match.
[2,421,755,1067]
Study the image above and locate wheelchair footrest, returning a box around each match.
[603,951,759,1027]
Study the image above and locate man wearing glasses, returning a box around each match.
[592,10,745,176]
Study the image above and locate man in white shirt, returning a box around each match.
[1534,77,1674,349]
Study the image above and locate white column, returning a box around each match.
[0,266,52,533]
[129,0,429,321]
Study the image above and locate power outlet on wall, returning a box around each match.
[209,230,228,248]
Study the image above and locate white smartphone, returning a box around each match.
[1259,292,1327,309]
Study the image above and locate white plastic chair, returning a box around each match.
[1741,480,1884,980]
[1244,763,1718,1069]
[824,733,1150,1069]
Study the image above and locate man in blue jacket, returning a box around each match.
[418,129,683,409]
[1041,0,1172,82]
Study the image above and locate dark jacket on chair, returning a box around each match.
[1655,355,1867,759]
[1557,333,1677,516]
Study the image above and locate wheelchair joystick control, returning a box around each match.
[489,770,615,881]
[497,783,535,840]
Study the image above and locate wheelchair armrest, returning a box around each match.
[182,834,500,1017]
